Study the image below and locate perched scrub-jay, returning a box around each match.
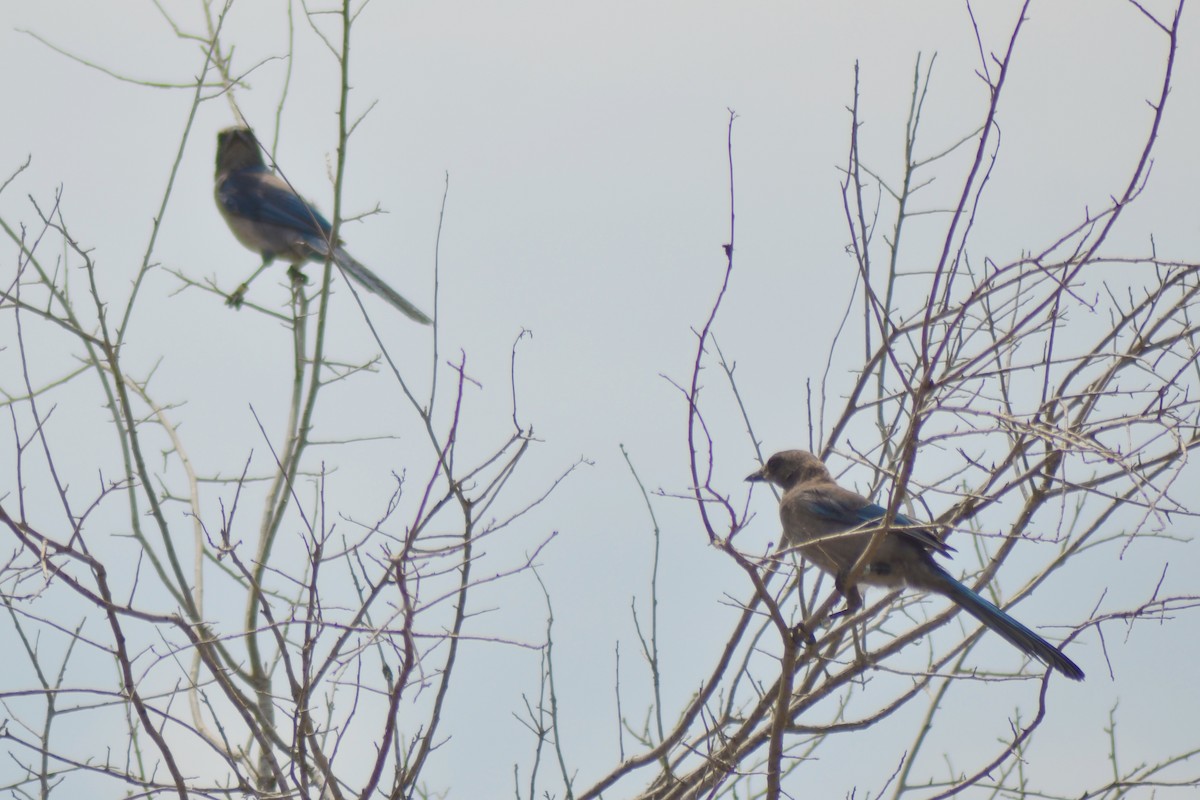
[214,127,431,323]
[746,449,1084,680]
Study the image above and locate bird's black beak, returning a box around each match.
[745,466,767,483]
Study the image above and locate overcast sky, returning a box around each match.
[2,1,1198,797]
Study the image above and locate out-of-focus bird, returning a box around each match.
[214,127,431,324]
[746,449,1084,680]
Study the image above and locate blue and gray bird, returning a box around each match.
[747,449,1084,680]
[214,127,431,324]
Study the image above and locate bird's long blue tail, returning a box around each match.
[333,246,432,325]
[932,567,1084,680]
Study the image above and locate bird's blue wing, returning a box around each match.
[217,169,333,237]
[800,487,951,556]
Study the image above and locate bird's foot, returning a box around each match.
[286,265,310,286]
[789,622,816,647]
[226,284,249,308]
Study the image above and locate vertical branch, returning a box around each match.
[684,109,739,544]
[922,0,1030,362]
[620,445,669,776]
[116,0,231,344]
[237,0,360,783]
[397,354,481,795]
[765,632,797,800]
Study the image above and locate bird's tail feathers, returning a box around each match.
[931,567,1084,681]
[333,246,432,325]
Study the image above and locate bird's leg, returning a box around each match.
[830,571,864,619]
[847,622,870,670]
[226,257,274,308]
[831,572,875,671]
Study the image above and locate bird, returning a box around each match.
[746,449,1084,680]
[213,127,431,324]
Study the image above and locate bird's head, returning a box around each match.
[216,127,265,175]
[745,450,831,490]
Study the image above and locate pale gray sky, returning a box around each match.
[2,1,1198,797]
